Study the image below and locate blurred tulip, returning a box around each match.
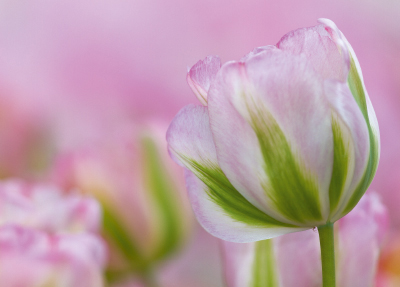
[221,192,388,287]
[168,19,379,243]
[0,179,101,233]
[51,122,191,284]
[0,224,106,287]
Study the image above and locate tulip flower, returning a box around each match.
[221,192,388,287]
[167,18,379,286]
[0,179,106,287]
[51,122,191,285]
[0,179,101,233]
[0,224,106,287]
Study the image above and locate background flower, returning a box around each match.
[0,225,106,287]
[50,121,192,285]
[0,180,100,233]
[0,180,106,287]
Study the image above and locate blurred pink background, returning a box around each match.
[0,0,399,286]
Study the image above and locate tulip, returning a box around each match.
[221,192,388,287]
[51,122,191,284]
[167,18,379,286]
[0,179,106,287]
[0,224,106,287]
[0,179,101,233]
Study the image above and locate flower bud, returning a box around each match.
[167,18,380,242]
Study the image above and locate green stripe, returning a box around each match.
[249,103,322,224]
[141,136,186,262]
[102,205,145,270]
[328,116,350,214]
[342,55,379,215]
[182,156,295,228]
[251,239,279,287]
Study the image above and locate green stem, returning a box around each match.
[318,223,336,287]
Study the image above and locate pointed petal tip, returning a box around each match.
[317,18,350,72]
[187,55,221,106]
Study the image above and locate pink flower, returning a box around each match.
[0,224,106,287]
[167,18,379,242]
[221,192,389,287]
[51,121,191,277]
[0,179,101,233]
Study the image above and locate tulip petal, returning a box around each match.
[324,80,370,221]
[342,52,380,215]
[221,240,279,287]
[275,230,322,287]
[167,104,218,168]
[315,19,380,215]
[277,18,380,218]
[185,169,305,243]
[222,241,255,287]
[187,55,221,105]
[337,192,388,287]
[167,105,304,242]
[276,23,347,82]
[208,48,333,225]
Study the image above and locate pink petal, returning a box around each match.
[208,47,333,224]
[167,104,218,167]
[0,225,106,287]
[167,105,306,242]
[275,230,322,287]
[317,18,380,158]
[317,18,350,73]
[277,22,347,82]
[0,180,102,234]
[221,240,256,287]
[187,55,221,105]
[337,192,389,287]
[240,45,275,62]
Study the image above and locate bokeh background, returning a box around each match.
[0,0,399,286]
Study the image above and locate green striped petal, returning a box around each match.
[208,48,333,226]
[340,52,380,216]
[167,105,306,242]
[318,19,380,220]
[324,80,369,221]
